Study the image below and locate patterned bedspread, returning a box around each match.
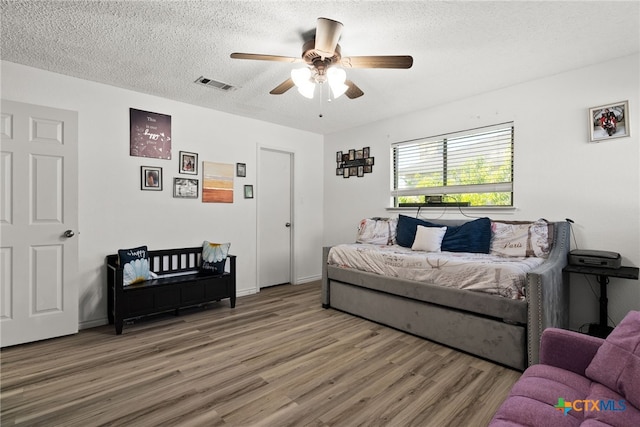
[327,244,546,300]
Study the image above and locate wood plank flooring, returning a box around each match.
[1,281,521,426]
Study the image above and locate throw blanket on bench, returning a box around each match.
[328,243,546,300]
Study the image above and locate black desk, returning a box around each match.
[563,264,639,338]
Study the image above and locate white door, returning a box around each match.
[258,148,292,288]
[0,100,79,347]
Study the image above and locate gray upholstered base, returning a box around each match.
[322,221,571,371]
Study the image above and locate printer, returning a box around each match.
[568,249,622,269]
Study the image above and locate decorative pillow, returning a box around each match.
[411,226,447,252]
[356,217,397,245]
[118,245,150,286]
[201,241,230,276]
[490,219,553,258]
[439,217,491,253]
[396,214,428,248]
[585,310,640,409]
[396,215,491,253]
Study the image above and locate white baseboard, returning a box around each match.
[294,275,321,284]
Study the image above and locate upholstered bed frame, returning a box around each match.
[322,220,570,371]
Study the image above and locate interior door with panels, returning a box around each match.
[0,100,79,347]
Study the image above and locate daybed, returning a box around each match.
[322,216,571,370]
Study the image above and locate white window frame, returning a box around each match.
[391,123,514,207]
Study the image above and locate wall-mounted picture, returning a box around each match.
[173,178,199,198]
[244,185,253,199]
[202,161,234,203]
[179,151,198,175]
[589,100,630,142]
[141,166,162,191]
[130,108,172,159]
[236,162,246,177]
[336,147,375,178]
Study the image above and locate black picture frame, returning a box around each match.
[179,151,198,175]
[173,178,199,199]
[236,162,246,177]
[244,184,253,199]
[141,166,162,191]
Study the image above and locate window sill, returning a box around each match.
[386,206,518,215]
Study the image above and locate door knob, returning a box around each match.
[285,222,291,227]
[64,230,75,238]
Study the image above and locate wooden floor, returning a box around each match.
[1,281,520,426]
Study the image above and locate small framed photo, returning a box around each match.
[244,184,253,199]
[173,178,199,198]
[336,151,342,162]
[363,147,370,158]
[141,166,162,191]
[589,100,630,142]
[179,151,198,175]
[236,162,246,177]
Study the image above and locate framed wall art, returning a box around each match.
[202,161,234,203]
[589,100,630,142]
[173,178,199,199]
[336,146,374,178]
[244,185,254,199]
[141,166,162,191]
[179,151,198,175]
[236,162,246,177]
[130,108,172,159]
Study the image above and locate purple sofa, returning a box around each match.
[490,310,640,426]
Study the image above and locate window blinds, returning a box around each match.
[392,123,514,198]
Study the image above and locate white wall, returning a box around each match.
[1,61,324,329]
[323,54,640,330]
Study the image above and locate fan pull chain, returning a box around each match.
[318,83,324,118]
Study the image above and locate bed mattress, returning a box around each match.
[327,243,546,300]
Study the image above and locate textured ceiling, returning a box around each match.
[2,1,639,135]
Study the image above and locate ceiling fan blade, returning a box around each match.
[345,80,364,99]
[341,55,413,69]
[230,53,302,63]
[315,17,343,58]
[270,78,295,95]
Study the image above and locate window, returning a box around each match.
[392,123,514,207]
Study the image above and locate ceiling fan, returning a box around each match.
[230,17,413,100]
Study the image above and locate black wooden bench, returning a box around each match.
[106,247,236,334]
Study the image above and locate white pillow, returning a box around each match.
[411,225,447,252]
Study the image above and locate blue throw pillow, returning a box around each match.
[396,215,431,247]
[440,217,491,253]
[396,215,491,253]
[118,245,150,286]
[201,241,230,276]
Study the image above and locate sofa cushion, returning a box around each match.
[396,215,491,253]
[585,310,640,409]
[490,364,592,426]
[583,382,640,426]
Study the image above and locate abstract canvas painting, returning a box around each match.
[202,161,234,203]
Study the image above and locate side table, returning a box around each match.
[563,264,639,338]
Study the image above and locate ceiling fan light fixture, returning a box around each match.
[327,67,348,98]
[297,83,315,99]
[291,67,316,99]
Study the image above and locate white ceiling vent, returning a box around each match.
[194,76,237,91]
